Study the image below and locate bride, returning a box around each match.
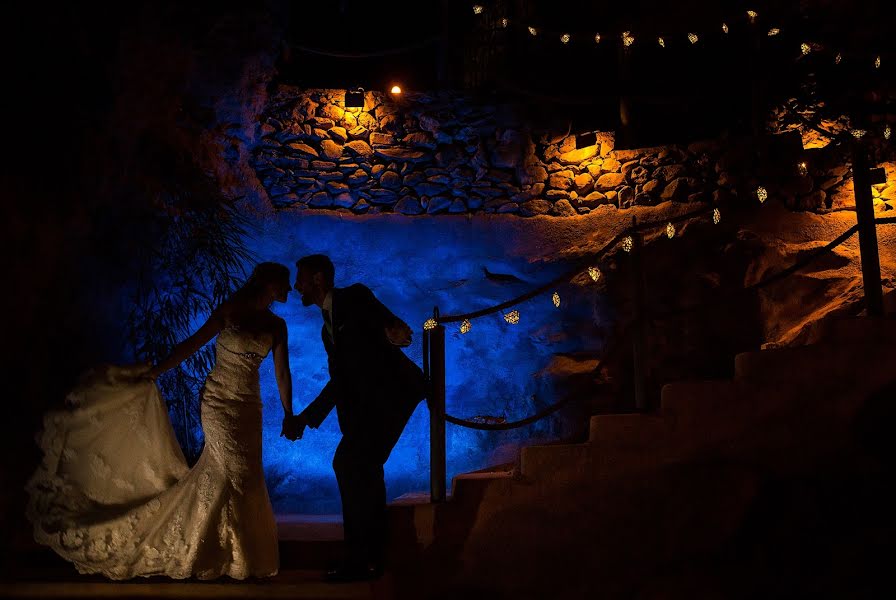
[26,262,295,580]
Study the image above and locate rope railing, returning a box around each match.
[423,183,894,501]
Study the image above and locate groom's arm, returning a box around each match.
[300,380,338,429]
[352,284,413,347]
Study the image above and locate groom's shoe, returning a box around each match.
[324,563,381,583]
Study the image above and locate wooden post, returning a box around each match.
[630,217,648,411]
[851,143,884,316]
[428,307,447,503]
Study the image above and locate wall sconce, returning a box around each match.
[575,131,598,148]
[345,87,365,110]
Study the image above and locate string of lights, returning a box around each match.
[469,4,891,68]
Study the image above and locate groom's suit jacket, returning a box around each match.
[301,284,426,436]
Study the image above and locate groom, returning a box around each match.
[284,254,426,582]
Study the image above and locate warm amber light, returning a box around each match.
[798,162,808,176]
[885,125,892,140]
[800,43,810,55]
[835,53,842,65]
[472,5,483,15]
[594,33,601,43]
[552,292,561,308]
[767,28,780,36]
[622,31,634,47]
[756,186,768,203]
[560,33,570,44]
[460,319,471,334]
[688,33,698,44]
[747,10,758,21]
[390,85,402,95]
[658,37,665,48]
[528,26,537,36]
[722,23,729,34]
[875,56,881,68]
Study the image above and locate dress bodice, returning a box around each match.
[205,324,274,402]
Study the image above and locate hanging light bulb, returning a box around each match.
[501,17,508,28]
[622,236,634,252]
[767,28,781,36]
[594,33,601,44]
[504,310,520,324]
[756,186,768,203]
[560,33,570,44]
[658,37,665,47]
[885,125,892,140]
[552,292,561,308]
[622,31,635,47]
[460,319,471,334]
[797,161,808,176]
[424,318,437,331]
[875,56,881,68]
[688,33,699,44]
[666,222,676,238]
[800,43,811,55]
[722,23,729,34]
[588,266,602,281]
[712,208,721,224]
[472,5,484,15]
[528,26,537,36]
[747,10,758,22]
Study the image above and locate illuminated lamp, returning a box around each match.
[390,85,402,95]
[345,88,364,109]
[575,131,598,148]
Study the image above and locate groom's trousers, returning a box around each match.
[333,398,417,568]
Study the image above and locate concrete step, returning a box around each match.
[818,315,896,345]
[589,413,675,448]
[733,340,892,384]
[0,574,382,598]
[518,443,592,480]
[450,471,516,505]
[659,379,739,416]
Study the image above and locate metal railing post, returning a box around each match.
[630,217,648,411]
[428,307,447,503]
[852,142,884,317]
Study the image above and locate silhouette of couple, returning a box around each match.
[26,255,425,583]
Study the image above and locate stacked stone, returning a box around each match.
[251,87,891,217]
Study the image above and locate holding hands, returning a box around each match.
[281,414,307,441]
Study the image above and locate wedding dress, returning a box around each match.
[25,324,279,580]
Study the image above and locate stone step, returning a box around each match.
[518,443,592,480]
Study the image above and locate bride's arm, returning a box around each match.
[272,317,293,418]
[148,307,227,380]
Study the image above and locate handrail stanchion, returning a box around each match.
[429,307,447,503]
[852,142,884,317]
[630,217,648,412]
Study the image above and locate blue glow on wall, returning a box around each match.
[235,213,606,513]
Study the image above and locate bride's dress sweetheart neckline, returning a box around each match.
[26,326,279,580]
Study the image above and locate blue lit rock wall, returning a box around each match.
[246,212,611,513]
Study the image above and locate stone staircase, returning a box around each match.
[386,316,896,598]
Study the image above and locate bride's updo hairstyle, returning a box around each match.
[229,262,290,307]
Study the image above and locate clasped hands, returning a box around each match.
[281,414,307,441]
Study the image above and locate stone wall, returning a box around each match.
[251,86,895,216]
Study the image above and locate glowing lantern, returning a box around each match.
[688,33,698,44]
[560,33,570,44]
[722,23,729,34]
[552,292,561,308]
[800,43,810,55]
[756,186,768,203]
[713,208,721,224]
[885,125,892,140]
[851,129,867,139]
[501,18,508,28]
[835,53,842,65]
[747,10,758,22]
[875,56,881,69]
[460,319,471,334]
[588,266,601,281]
[798,162,808,176]
[622,31,634,47]
[390,85,402,95]
[504,310,520,324]
[472,5,483,15]
[658,37,665,48]
[666,222,676,239]
[767,28,780,36]
[622,236,634,252]
[528,26,537,36]
[594,33,601,44]
[423,318,437,331]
